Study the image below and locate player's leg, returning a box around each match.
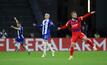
[47,43,55,56]
[15,38,20,51]
[41,40,47,57]
[69,32,78,60]
[20,41,25,50]
[80,32,97,50]
[21,42,28,51]
[83,37,97,50]
[69,41,76,60]
[21,40,31,55]
[47,41,55,56]
[15,42,20,51]
[24,44,29,52]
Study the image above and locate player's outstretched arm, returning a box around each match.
[58,25,65,30]
[58,24,68,30]
[33,23,36,27]
[80,11,96,20]
[33,23,43,29]
[90,11,96,14]
[11,25,20,30]
[58,20,70,30]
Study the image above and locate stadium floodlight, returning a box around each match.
[88,0,91,12]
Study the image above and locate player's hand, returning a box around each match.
[58,27,61,30]
[11,25,14,28]
[33,23,36,26]
[91,11,96,14]
[14,17,19,24]
[80,16,83,20]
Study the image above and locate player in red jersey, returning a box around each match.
[58,11,97,60]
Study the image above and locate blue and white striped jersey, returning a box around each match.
[42,19,53,35]
[17,26,24,39]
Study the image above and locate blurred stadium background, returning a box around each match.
[0,0,106,38]
[0,0,107,65]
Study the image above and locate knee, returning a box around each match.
[71,42,76,47]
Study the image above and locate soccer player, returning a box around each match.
[58,11,97,60]
[33,13,55,57]
[11,17,30,54]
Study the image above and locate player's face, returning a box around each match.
[71,12,77,18]
[44,14,50,19]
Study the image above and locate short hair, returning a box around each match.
[71,10,77,14]
[45,13,50,16]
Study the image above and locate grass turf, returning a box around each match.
[0,51,107,65]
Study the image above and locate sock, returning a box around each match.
[70,47,74,56]
[47,43,54,52]
[43,43,46,55]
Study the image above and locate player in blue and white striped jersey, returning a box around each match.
[33,13,55,57]
[11,17,30,54]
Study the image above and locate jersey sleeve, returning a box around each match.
[60,20,71,30]
[79,12,92,21]
[35,24,42,29]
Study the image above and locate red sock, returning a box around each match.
[70,47,74,56]
[86,39,94,48]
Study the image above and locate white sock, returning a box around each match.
[43,43,46,55]
[47,43,54,52]
[25,45,30,52]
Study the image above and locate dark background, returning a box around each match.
[0,0,106,38]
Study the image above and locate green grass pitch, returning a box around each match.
[0,51,107,65]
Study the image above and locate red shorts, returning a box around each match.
[71,32,86,42]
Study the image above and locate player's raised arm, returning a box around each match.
[11,17,20,30]
[14,17,20,26]
[80,11,96,21]
[90,11,96,14]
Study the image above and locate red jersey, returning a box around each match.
[60,13,92,32]
[66,18,81,32]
